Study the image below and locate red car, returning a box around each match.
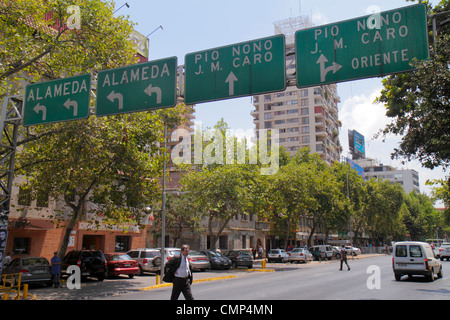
[104,253,139,279]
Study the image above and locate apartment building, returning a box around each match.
[355,158,420,194]
[251,16,342,165]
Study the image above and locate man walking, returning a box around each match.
[165,244,194,300]
[339,245,350,271]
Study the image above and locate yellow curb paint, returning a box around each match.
[140,275,238,291]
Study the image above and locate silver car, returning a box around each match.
[289,248,313,263]
[127,248,161,275]
[2,257,52,286]
[438,243,450,261]
[267,249,289,263]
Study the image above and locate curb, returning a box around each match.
[140,275,238,291]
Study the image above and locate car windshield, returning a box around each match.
[189,251,206,257]
[269,250,279,254]
[168,250,181,256]
[238,251,251,256]
[291,248,303,252]
[142,251,160,258]
[207,251,222,257]
[110,254,132,261]
[22,258,49,266]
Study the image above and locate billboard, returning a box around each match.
[348,129,365,160]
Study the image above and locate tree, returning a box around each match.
[2,0,190,258]
[376,0,450,171]
[17,109,186,258]
[1,0,137,97]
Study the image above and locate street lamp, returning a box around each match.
[113,2,130,14]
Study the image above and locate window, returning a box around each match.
[302,126,310,134]
[302,136,310,143]
[115,236,131,252]
[287,118,298,123]
[274,120,285,125]
[301,98,309,106]
[264,113,272,119]
[264,95,272,102]
[302,117,309,125]
[264,121,272,129]
[18,186,31,206]
[409,245,423,257]
[13,237,30,254]
[287,109,298,114]
[301,108,309,115]
[395,245,407,257]
[300,89,308,97]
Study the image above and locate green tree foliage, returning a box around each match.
[1,0,190,258]
[376,0,450,171]
[0,0,137,97]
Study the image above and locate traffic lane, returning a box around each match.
[112,255,450,300]
[27,267,261,300]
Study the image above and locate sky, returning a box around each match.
[116,0,447,203]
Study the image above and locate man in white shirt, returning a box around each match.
[166,244,194,300]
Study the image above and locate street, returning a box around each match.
[27,254,450,300]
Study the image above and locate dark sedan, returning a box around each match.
[201,250,231,270]
[2,256,52,286]
[223,250,253,269]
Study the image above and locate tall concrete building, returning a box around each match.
[355,158,420,194]
[251,16,342,164]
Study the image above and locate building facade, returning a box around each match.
[355,158,420,194]
[252,16,342,165]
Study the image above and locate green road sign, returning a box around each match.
[96,57,177,116]
[296,4,429,88]
[185,35,286,105]
[23,74,91,126]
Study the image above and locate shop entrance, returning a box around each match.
[82,235,103,251]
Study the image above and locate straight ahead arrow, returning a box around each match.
[225,71,238,96]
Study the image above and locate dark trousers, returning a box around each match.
[171,277,194,300]
[340,258,350,270]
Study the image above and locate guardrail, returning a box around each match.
[0,273,35,300]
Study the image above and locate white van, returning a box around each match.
[392,241,443,281]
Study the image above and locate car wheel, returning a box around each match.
[128,274,135,279]
[394,273,402,281]
[138,265,144,276]
[437,267,443,279]
[97,273,105,281]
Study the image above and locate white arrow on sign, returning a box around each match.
[64,98,79,117]
[316,54,342,82]
[144,84,162,104]
[107,91,124,110]
[33,103,47,121]
[225,71,238,96]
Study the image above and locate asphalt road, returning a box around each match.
[103,254,450,300]
[27,254,450,301]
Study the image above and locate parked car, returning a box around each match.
[267,249,289,263]
[201,250,231,270]
[309,245,334,260]
[157,247,181,264]
[438,243,450,261]
[223,250,253,269]
[61,250,107,281]
[127,248,161,275]
[188,250,210,271]
[393,241,443,281]
[2,257,52,286]
[104,253,139,278]
[288,248,313,263]
[345,246,361,256]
